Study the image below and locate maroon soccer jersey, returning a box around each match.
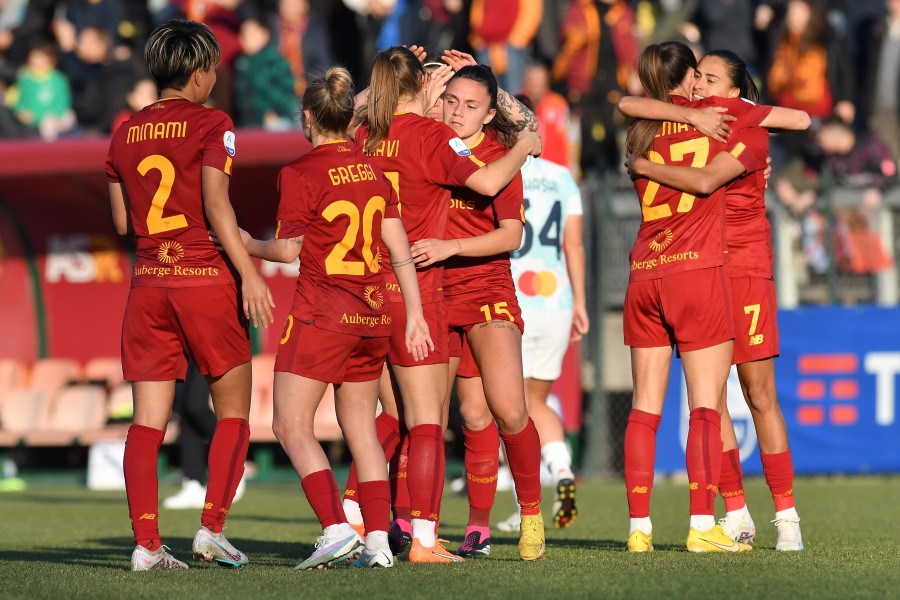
[629,95,770,282]
[106,97,237,288]
[723,125,773,278]
[443,131,524,304]
[275,140,400,336]
[356,113,483,302]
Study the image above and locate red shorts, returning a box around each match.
[446,292,523,378]
[623,266,734,352]
[730,276,780,364]
[387,300,449,367]
[275,314,389,384]
[121,285,250,381]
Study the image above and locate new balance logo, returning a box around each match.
[630,486,649,494]
[204,502,213,510]
[749,334,764,346]
[139,513,156,520]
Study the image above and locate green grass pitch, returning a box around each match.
[2,476,899,599]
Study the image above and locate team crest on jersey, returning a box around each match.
[649,228,674,252]
[449,137,471,157]
[364,285,384,310]
[157,241,184,263]
[224,130,236,156]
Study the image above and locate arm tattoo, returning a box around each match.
[391,257,414,267]
[497,88,539,132]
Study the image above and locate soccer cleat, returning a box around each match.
[349,547,394,569]
[192,527,249,568]
[408,539,465,563]
[295,530,363,570]
[388,521,412,556]
[131,545,188,571]
[518,513,545,561]
[686,524,753,553]
[455,531,492,558]
[626,529,653,552]
[553,478,577,528]
[162,479,207,510]
[773,517,804,551]
[496,511,521,533]
[719,513,756,545]
[349,522,366,540]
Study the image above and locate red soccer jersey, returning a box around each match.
[106,97,237,288]
[443,132,524,303]
[356,113,483,302]
[276,140,400,337]
[723,125,773,278]
[629,95,770,282]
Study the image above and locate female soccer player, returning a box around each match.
[621,50,809,551]
[409,65,546,561]
[236,66,433,570]
[106,18,273,571]
[347,46,541,563]
[618,41,776,553]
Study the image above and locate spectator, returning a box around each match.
[0,0,28,83]
[683,0,758,72]
[110,76,157,134]
[234,17,297,129]
[858,0,900,161]
[9,42,76,140]
[469,0,542,93]
[521,63,571,168]
[271,0,333,97]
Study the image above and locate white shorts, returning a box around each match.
[521,308,573,381]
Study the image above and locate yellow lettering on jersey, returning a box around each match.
[329,164,378,187]
[340,312,381,327]
[367,139,400,158]
[655,121,693,138]
[449,198,475,210]
[126,121,188,143]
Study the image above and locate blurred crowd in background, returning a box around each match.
[0,0,898,282]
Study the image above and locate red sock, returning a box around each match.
[686,408,723,516]
[500,418,542,516]
[408,424,444,522]
[301,469,347,529]
[463,422,500,526]
[358,480,391,534]
[391,433,411,522]
[201,418,249,533]
[344,412,401,502]
[124,424,165,549]
[624,409,661,518]
[761,450,796,511]
[719,448,746,512]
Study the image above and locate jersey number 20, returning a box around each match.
[323,196,386,276]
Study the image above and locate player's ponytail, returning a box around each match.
[303,66,355,136]
[705,49,759,103]
[365,46,424,155]
[627,42,698,159]
[451,65,518,149]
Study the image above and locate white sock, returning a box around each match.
[365,530,389,551]
[629,517,652,535]
[775,507,799,521]
[726,505,752,521]
[541,441,574,481]
[324,522,351,540]
[342,499,363,525]
[690,515,716,531]
[412,518,436,547]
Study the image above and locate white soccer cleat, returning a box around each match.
[162,479,207,510]
[295,525,363,570]
[349,547,394,569]
[718,512,756,545]
[774,516,804,551]
[192,526,249,567]
[496,511,521,533]
[131,545,188,571]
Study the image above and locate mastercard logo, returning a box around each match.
[518,270,557,297]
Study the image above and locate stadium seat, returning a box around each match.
[28,358,81,398]
[81,383,179,445]
[0,359,27,410]
[0,390,49,446]
[23,384,107,446]
[83,357,124,388]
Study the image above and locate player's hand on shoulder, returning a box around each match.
[688,106,735,143]
[410,238,458,267]
[241,271,275,329]
[405,312,434,361]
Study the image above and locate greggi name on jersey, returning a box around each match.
[328,163,379,186]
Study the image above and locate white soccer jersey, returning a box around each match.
[511,157,583,311]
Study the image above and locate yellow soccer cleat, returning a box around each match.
[518,512,546,561]
[686,524,753,553]
[626,529,653,552]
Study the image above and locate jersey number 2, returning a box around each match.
[640,137,710,223]
[138,155,188,235]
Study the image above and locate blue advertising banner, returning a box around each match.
[655,306,900,474]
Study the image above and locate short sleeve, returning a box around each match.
[105,135,119,182]
[493,172,524,222]
[384,178,400,219]
[202,111,236,176]
[423,123,483,187]
[727,126,769,174]
[275,166,313,239]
